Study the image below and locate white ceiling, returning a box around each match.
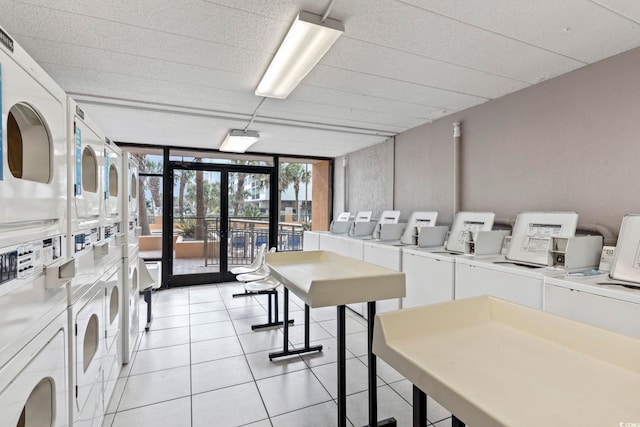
[2,0,640,157]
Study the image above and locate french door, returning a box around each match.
[165,161,276,286]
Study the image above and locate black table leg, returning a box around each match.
[337,304,347,427]
[268,289,322,360]
[451,416,465,427]
[413,386,427,427]
[144,289,152,331]
[363,301,396,427]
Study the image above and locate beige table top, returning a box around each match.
[265,250,405,308]
[373,296,640,427]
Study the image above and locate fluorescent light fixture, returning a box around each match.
[255,11,344,99]
[219,130,260,153]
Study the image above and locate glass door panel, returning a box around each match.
[227,172,270,270]
[172,169,222,278]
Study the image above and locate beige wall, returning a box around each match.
[339,45,640,234]
[334,138,395,219]
[311,161,330,231]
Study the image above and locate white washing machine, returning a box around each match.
[454,212,579,309]
[401,211,497,309]
[0,25,71,427]
[101,261,122,414]
[0,233,71,427]
[121,152,141,364]
[68,227,106,427]
[0,310,69,427]
[122,246,140,364]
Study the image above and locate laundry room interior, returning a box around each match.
[1,1,640,427]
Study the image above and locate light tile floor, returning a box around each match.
[103,282,452,427]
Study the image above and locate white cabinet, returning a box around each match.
[454,258,544,309]
[303,231,320,251]
[401,250,454,308]
[362,241,402,317]
[544,278,640,339]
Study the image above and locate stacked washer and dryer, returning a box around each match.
[0,28,72,427]
[100,139,124,414]
[67,98,110,426]
[121,152,141,364]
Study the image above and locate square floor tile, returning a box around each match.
[112,397,191,427]
[287,323,332,346]
[192,382,268,427]
[318,317,367,337]
[118,366,191,411]
[345,385,412,427]
[359,356,405,384]
[299,337,356,368]
[311,358,383,399]
[232,315,275,335]
[150,314,190,330]
[191,336,244,364]
[191,355,254,394]
[189,300,227,313]
[101,413,114,427]
[345,331,369,357]
[153,303,191,318]
[190,310,231,325]
[155,291,190,306]
[256,369,332,417]
[271,400,350,427]
[105,377,126,414]
[189,288,222,303]
[129,344,190,376]
[238,328,283,354]
[228,305,267,320]
[310,306,338,322]
[138,326,190,351]
[387,379,452,423]
[190,320,237,342]
[222,295,262,308]
[245,349,308,380]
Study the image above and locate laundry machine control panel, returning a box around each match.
[74,228,101,254]
[0,235,64,287]
[103,222,121,240]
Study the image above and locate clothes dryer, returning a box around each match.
[0,25,67,248]
[68,98,104,234]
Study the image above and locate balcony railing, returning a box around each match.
[173,216,303,267]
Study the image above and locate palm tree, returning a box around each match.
[176,169,194,221]
[280,163,311,222]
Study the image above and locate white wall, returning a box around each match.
[338,45,640,234]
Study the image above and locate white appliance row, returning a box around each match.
[0,25,143,427]
[305,211,640,341]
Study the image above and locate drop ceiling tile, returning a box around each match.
[402,0,640,62]
[593,0,640,22]
[334,0,585,82]
[323,37,530,99]
[290,85,451,118]
[303,66,493,112]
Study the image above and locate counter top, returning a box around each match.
[373,296,640,426]
[265,250,405,308]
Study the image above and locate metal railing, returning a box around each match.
[173,216,303,266]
